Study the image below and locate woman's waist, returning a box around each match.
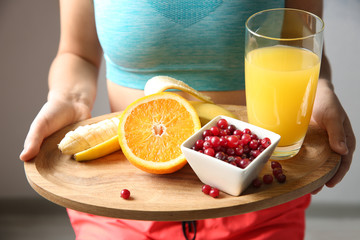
[107,79,246,112]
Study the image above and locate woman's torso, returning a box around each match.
[93,0,284,110]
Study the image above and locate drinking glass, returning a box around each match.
[245,8,324,160]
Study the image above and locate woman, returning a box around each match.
[20,0,355,239]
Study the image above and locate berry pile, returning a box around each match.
[252,161,286,188]
[191,118,272,169]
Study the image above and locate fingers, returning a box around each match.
[326,117,355,188]
[311,186,323,195]
[324,111,349,156]
[19,102,70,162]
[20,123,46,161]
[19,107,52,162]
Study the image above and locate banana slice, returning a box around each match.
[144,76,214,103]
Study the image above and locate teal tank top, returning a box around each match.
[93,0,284,91]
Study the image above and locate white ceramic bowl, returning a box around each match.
[181,115,281,196]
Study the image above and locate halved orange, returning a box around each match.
[118,92,201,174]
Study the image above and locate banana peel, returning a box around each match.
[74,135,120,161]
[190,101,237,126]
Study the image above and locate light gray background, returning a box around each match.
[1,0,359,207]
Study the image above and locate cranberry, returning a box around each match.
[249,139,259,149]
[263,174,273,184]
[194,139,204,150]
[210,136,221,148]
[227,135,239,148]
[233,129,243,137]
[204,148,215,157]
[227,124,236,134]
[202,185,211,195]
[219,129,230,136]
[261,137,271,148]
[210,126,220,136]
[121,189,131,199]
[237,158,250,169]
[219,137,228,147]
[272,168,283,177]
[235,146,244,156]
[242,128,252,135]
[271,161,282,169]
[252,178,262,188]
[203,141,212,149]
[202,129,213,138]
[241,134,252,145]
[217,119,228,129]
[250,134,258,139]
[209,188,220,198]
[276,173,286,183]
[250,149,261,158]
[226,147,235,156]
[215,151,226,160]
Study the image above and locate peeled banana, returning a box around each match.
[58,117,120,155]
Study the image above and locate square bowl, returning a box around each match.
[181,115,281,196]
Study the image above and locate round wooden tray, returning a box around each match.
[24,105,340,221]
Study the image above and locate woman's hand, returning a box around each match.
[20,95,92,162]
[310,79,356,194]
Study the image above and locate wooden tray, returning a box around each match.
[24,105,340,221]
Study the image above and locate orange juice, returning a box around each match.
[245,45,320,146]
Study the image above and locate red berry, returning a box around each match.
[235,146,244,156]
[210,126,220,136]
[271,161,282,169]
[233,129,243,137]
[217,119,228,129]
[237,158,250,169]
[210,136,221,148]
[261,137,271,148]
[204,148,215,157]
[215,151,226,160]
[252,178,262,188]
[241,133,252,145]
[202,185,211,194]
[227,124,236,134]
[203,141,212,149]
[226,147,235,156]
[276,173,286,183]
[219,137,228,147]
[250,149,261,158]
[209,188,220,198]
[263,174,273,184]
[227,135,239,148]
[272,167,283,177]
[121,189,131,199]
[249,139,259,149]
[202,129,213,138]
[194,139,204,150]
[242,128,252,135]
[219,129,230,136]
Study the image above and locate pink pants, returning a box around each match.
[67,194,311,240]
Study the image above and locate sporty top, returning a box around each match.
[93,0,284,90]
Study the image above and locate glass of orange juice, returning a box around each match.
[245,8,324,160]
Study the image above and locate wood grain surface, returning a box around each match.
[24,105,340,221]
